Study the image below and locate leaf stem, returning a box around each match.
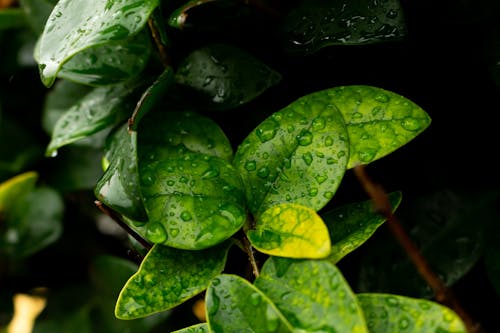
[353,165,483,333]
[242,235,260,278]
[147,16,170,68]
[94,200,152,251]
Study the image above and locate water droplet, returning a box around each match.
[302,152,313,165]
[170,228,179,237]
[202,76,214,87]
[50,150,58,158]
[145,222,167,243]
[337,151,346,158]
[265,305,280,332]
[323,192,333,199]
[400,118,422,131]
[256,121,278,143]
[257,167,270,178]
[262,152,269,159]
[166,180,175,186]
[179,176,189,183]
[359,148,377,162]
[296,130,313,146]
[202,167,219,179]
[371,106,383,115]
[399,317,409,329]
[315,175,328,184]
[250,293,261,306]
[312,117,326,130]
[324,136,333,146]
[141,171,154,186]
[352,112,363,119]
[386,9,398,19]
[180,211,192,221]
[309,188,318,197]
[375,93,390,103]
[386,296,399,307]
[326,157,336,165]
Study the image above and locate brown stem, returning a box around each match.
[147,17,170,68]
[242,236,260,278]
[94,200,152,251]
[353,165,483,333]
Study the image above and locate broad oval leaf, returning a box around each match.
[357,293,466,332]
[115,242,232,320]
[139,152,246,249]
[247,203,331,259]
[171,323,209,333]
[233,88,349,216]
[321,191,402,264]
[281,0,407,55]
[95,124,147,222]
[0,171,38,213]
[37,0,159,87]
[175,43,281,110]
[255,257,368,333]
[45,80,142,157]
[206,274,294,333]
[57,30,152,86]
[327,85,431,168]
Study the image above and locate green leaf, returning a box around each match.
[322,191,402,263]
[281,0,407,55]
[37,0,159,87]
[171,323,209,333]
[57,30,152,86]
[115,242,232,320]
[327,85,431,168]
[233,88,349,216]
[0,171,38,213]
[247,203,331,259]
[0,8,26,31]
[168,0,217,29]
[175,43,281,110]
[139,152,246,249]
[19,0,54,34]
[89,255,138,299]
[357,293,466,332]
[95,124,147,222]
[45,79,142,157]
[255,257,369,333]
[206,274,294,333]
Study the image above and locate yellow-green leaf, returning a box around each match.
[0,171,38,213]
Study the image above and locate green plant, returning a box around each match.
[2,0,500,332]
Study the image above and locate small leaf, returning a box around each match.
[281,0,407,55]
[322,191,402,263]
[171,323,209,333]
[37,0,159,87]
[95,124,147,222]
[175,43,281,110]
[255,257,369,333]
[327,85,431,168]
[233,88,349,216]
[357,293,466,332]
[0,171,38,213]
[115,242,232,320]
[206,274,294,333]
[247,203,331,259]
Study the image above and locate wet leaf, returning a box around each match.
[0,171,38,213]
[322,191,402,263]
[206,274,294,333]
[45,80,142,157]
[175,43,281,110]
[168,0,216,29]
[327,85,431,168]
[281,0,407,55]
[115,242,232,320]
[247,203,331,259]
[95,124,147,222]
[233,88,349,216]
[171,323,209,333]
[57,29,151,86]
[19,0,54,34]
[255,257,368,333]
[357,293,466,332]
[37,0,159,87]
[139,152,246,249]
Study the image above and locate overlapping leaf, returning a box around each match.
[115,242,232,319]
[171,323,209,333]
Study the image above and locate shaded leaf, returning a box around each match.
[255,257,368,333]
[115,242,232,320]
[0,8,26,30]
[322,191,402,263]
[233,87,349,216]
[19,0,54,34]
[327,85,431,168]
[357,293,466,332]
[33,307,92,333]
[175,43,281,110]
[171,323,209,333]
[247,203,331,259]
[281,0,407,55]
[0,171,38,213]
[37,0,159,87]
[206,274,294,333]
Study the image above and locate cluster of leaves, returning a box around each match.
[2,0,500,332]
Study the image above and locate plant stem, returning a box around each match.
[147,16,170,68]
[94,200,152,251]
[353,165,483,333]
[242,235,260,278]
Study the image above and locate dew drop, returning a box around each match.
[324,136,333,146]
[302,152,313,166]
[256,121,278,143]
[257,167,270,178]
[326,157,336,165]
[312,117,326,130]
[359,148,377,162]
[265,305,280,332]
[400,118,422,131]
[386,9,398,18]
[180,211,192,221]
[145,222,167,243]
[50,150,58,158]
[170,228,179,237]
[296,130,313,146]
[399,317,409,329]
[371,105,383,115]
[202,167,219,179]
[179,176,189,183]
[374,93,390,103]
[315,175,328,184]
[386,296,399,307]
[250,293,261,306]
[166,180,175,186]
[323,191,333,199]
[309,188,318,197]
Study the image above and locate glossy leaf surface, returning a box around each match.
[322,191,402,263]
[233,89,349,216]
[95,124,147,222]
[171,323,209,333]
[357,293,466,332]
[37,0,159,87]
[327,85,431,168]
[206,274,294,333]
[175,43,281,110]
[247,203,331,259]
[116,242,231,319]
[282,0,407,55]
[255,257,368,333]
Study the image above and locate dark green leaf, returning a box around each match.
[322,191,402,263]
[206,274,294,333]
[255,257,368,333]
[37,0,159,87]
[0,8,26,31]
[175,43,281,110]
[171,323,209,333]
[19,0,54,34]
[34,307,92,333]
[233,88,349,216]
[115,242,232,319]
[281,0,407,55]
[357,293,466,332]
